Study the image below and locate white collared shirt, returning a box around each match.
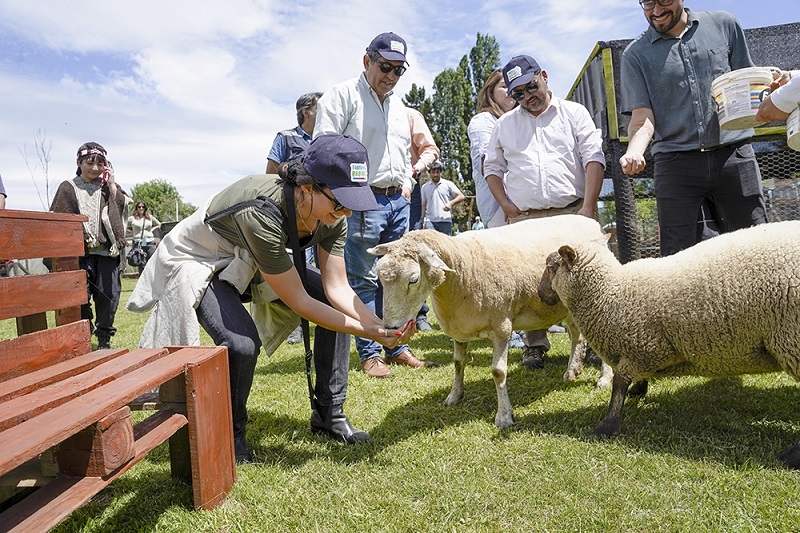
[314,73,413,191]
[483,95,605,211]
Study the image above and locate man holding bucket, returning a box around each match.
[618,0,767,256]
[757,70,800,152]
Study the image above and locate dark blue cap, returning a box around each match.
[502,55,542,95]
[304,135,378,211]
[367,32,408,64]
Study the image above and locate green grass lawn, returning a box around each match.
[5,277,800,532]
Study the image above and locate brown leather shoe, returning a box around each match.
[385,349,437,369]
[361,357,393,378]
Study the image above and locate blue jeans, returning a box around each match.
[431,220,453,235]
[653,141,767,256]
[345,191,410,362]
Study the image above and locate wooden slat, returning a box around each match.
[0,271,87,321]
[0,409,188,533]
[0,321,92,382]
[0,345,125,401]
[0,346,223,476]
[0,210,86,260]
[0,349,167,432]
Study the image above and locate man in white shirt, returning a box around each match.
[421,161,465,235]
[315,32,435,378]
[484,54,605,370]
[757,69,800,124]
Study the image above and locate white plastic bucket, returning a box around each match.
[711,67,774,130]
[788,106,800,152]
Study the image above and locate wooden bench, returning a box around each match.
[0,209,236,533]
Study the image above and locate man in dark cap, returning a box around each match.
[484,54,605,370]
[315,32,436,378]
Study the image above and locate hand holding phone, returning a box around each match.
[100,160,113,185]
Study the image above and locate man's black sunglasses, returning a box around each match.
[510,73,542,102]
[375,59,407,77]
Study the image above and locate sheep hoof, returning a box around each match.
[777,441,800,469]
[563,370,579,382]
[592,420,620,439]
[596,375,612,389]
[495,414,515,430]
[444,391,463,406]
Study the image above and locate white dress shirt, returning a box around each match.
[483,95,605,211]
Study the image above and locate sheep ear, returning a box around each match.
[596,233,611,246]
[558,245,578,266]
[368,243,394,257]
[418,243,454,272]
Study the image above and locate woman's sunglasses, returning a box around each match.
[317,188,346,212]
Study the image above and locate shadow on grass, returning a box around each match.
[517,374,800,469]
[53,465,193,532]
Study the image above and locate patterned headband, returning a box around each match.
[78,148,106,158]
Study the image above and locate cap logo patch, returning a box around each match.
[506,66,522,82]
[350,162,368,182]
[390,40,405,54]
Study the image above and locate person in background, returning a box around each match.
[406,105,440,331]
[420,161,465,235]
[471,216,484,230]
[619,0,767,257]
[127,135,415,462]
[315,31,435,378]
[267,91,323,345]
[756,69,800,123]
[485,55,604,370]
[127,200,161,272]
[0,173,6,209]
[50,142,128,350]
[266,92,322,174]
[467,70,517,229]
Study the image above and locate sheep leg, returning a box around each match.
[596,360,614,389]
[563,322,585,382]
[491,335,514,429]
[592,371,631,438]
[778,440,800,469]
[444,340,468,406]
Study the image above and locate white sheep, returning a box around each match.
[368,215,613,429]
[537,220,800,468]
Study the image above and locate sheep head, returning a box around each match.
[537,245,579,306]
[369,241,454,329]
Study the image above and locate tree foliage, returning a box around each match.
[467,33,501,102]
[404,33,501,231]
[129,179,197,223]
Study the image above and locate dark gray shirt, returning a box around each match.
[621,9,755,153]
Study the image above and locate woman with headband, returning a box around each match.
[127,134,415,463]
[50,142,129,350]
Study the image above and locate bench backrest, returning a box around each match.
[0,209,91,382]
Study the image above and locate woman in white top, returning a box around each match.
[467,70,516,229]
[127,200,161,269]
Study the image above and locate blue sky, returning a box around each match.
[0,0,795,212]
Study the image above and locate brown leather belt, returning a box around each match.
[370,185,400,196]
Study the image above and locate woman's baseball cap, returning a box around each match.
[304,134,378,211]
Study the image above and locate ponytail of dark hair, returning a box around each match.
[277,159,316,188]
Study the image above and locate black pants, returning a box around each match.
[80,254,121,340]
[195,269,350,440]
[653,141,768,256]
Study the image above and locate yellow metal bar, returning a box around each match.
[602,48,620,141]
